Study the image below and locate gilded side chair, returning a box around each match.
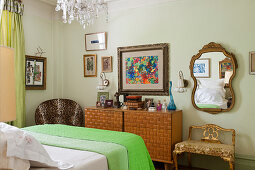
[173,124,235,170]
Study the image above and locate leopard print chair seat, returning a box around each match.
[173,124,235,170]
[35,99,84,127]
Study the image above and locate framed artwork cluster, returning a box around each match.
[84,32,112,77]
[25,55,47,90]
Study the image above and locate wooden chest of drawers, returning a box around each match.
[85,107,182,167]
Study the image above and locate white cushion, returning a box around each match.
[198,79,225,89]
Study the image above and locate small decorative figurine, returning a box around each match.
[157,100,162,111]
[96,101,101,107]
[114,92,121,108]
[162,99,167,112]
[146,100,152,109]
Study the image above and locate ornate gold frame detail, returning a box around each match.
[189,42,238,114]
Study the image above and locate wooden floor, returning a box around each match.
[154,162,207,170]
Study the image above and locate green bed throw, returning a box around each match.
[196,104,221,108]
[23,124,155,170]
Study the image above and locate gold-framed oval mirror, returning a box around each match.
[190,42,238,114]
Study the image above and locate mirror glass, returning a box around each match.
[190,42,237,114]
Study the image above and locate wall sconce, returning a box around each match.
[97,72,110,90]
[174,71,188,93]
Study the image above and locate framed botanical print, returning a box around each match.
[25,55,47,90]
[101,56,112,72]
[85,32,107,51]
[249,52,255,75]
[118,43,169,96]
[84,54,97,77]
[193,59,210,78]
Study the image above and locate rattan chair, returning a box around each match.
[173,124,235,170]
[35,99,84,127]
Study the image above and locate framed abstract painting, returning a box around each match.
[84,54,97,77]
[193,59,210,78]
[25,55,47,90]
[118,43,169,96]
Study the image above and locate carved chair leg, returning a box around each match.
[188,152,191,168]
[173,151,179,170]
[164,163,171,170]
[229,161,234,170]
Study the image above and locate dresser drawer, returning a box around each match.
[85,108,123,131]
[124,111,172,130]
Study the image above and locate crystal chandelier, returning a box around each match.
[55,0,108,29]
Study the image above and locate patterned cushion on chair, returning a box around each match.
[35,99,84,127]
[174,140,234,161]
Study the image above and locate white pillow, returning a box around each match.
[198,79,225,89]
[0,123,73,170]
[195,87,227,105]
[0,123,58,168]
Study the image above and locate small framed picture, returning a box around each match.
[85,32,107,51]
[193,59,210,78]
[105,100,113,108]
[25,55,47,90]
[84,54,97,77]
[250,52,255,75]
[219,58,233,79]
[97,92,109,106]
[101,56,112,72]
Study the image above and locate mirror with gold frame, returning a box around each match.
[190,42,238,114]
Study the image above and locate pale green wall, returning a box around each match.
[61,0,255,168]
[23,0,255,169]
[23,0,63,126]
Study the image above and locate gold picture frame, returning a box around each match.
[250,51,255,75]
[84,54,97,77]
[101,56,112,72]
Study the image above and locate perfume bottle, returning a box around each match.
[162,99,167,112]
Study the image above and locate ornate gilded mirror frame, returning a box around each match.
[190,42,238,114]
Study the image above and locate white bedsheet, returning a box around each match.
[30,145,108,170]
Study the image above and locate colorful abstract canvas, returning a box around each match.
[220,62,233,78]
[125,56,159,84]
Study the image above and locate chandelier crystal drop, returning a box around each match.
[55,0,108,29]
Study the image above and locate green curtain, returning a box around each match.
[0,0,25,128]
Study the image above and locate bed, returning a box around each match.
[0,123,155,170]
[195,79,228,109]
[31,145,108,170]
